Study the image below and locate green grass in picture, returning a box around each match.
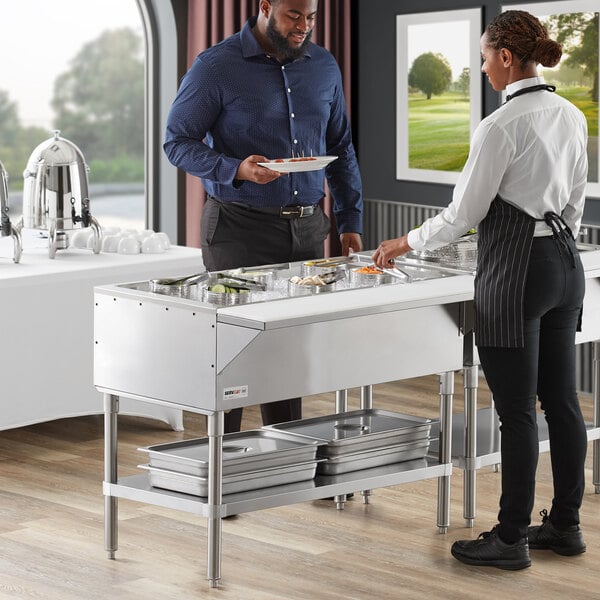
[408,92,470,171]
[556,87,598,136]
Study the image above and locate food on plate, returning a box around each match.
[272,157,317,163]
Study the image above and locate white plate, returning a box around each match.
[258,155,338,173]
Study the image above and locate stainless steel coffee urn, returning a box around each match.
[22,130,101,258]
[0,160,22,263]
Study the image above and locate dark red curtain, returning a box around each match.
[184,0,353,255]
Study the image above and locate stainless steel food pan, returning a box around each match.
[301,256,356,276]
[406,236,478,270]
[223,268,277,289]
[139,460,320,497]
[348,266,396,286]
[287,277,340,296]
[265,409,433,456]
[139,429,322,477]
[317,439,431,475]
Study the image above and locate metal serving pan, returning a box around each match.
[317,439,431,475]
[138,460,320,497]
[265,409,433,457]
[348,265,396,286]
[139,429,322,477]
[405,235,478,270]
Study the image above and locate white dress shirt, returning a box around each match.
[407,77,588,251]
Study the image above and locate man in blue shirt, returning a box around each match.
[164,0,363,432]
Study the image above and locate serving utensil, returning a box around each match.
[150,272,209,287]
[382,266,412,283]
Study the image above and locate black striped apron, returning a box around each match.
[475,197,580,347]
[475,83,562,347]
[475,196,535,348]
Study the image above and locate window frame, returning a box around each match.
[137,0,180,242]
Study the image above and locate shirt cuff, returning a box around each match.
[407,228,426,251]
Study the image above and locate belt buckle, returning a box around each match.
[298,206,305,218]
[280,206,301,217]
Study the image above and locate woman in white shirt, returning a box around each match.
[373,10,588,570]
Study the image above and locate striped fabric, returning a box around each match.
[475,197,535,347]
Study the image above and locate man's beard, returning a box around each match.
[266,16,312,60]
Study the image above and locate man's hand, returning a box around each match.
[340,232,362,256]
[236,155,281,184]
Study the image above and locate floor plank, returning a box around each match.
[0,374,597,599]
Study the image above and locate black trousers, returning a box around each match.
[200,197,331,433]
[478,235,586,542]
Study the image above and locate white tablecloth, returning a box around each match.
[0,233,204,431]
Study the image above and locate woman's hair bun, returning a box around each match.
[532,38,562,68]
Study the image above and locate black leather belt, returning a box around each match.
[230,202,316,218]
[209,196,318,219]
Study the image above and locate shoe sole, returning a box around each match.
[451,547,531,570]
[529,544,586,556]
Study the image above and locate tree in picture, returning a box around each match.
[408,52,452,99]
[51,28,144,183]
[544,12,598,100]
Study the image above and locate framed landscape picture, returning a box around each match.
[396,9,482,184]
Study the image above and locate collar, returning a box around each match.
[505,76,545,99]
[240,16,312,61]
[241,17,265,58]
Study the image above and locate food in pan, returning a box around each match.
[354,265,384,275]
[208,284,249,294]
[289,275,328,286]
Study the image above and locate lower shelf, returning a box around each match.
[431,408,600,469]
[104,456,452,517]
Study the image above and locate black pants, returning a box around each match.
[478,235,586,542]
[201,197,331,432]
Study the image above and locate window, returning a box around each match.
[396,9,482,184]
[1,0,145,231]
[505,1,599,198]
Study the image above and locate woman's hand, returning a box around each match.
[372,235,412,268]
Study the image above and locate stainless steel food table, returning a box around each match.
[94,263,474,587]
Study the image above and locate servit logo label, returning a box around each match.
[223,385,249,401]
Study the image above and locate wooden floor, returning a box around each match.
[0,374,598,599]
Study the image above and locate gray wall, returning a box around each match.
[356,0,600,225]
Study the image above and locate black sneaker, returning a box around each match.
[451,527,531,570]
[528,509,586,556]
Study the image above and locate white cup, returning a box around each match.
[102,235,119,253]
[70,229,93,249]
[117,236,141,254]
[141,236,166,254]
[154,232,171,249]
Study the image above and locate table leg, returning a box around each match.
[360,385,373,504]
[593,342,600,494]
[437,371,454,534]
[334,390,349,510]
[463,365,478,528]
[103,393,119,559]
[206,411,224,588]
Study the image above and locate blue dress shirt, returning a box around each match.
[164,17,363,234]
